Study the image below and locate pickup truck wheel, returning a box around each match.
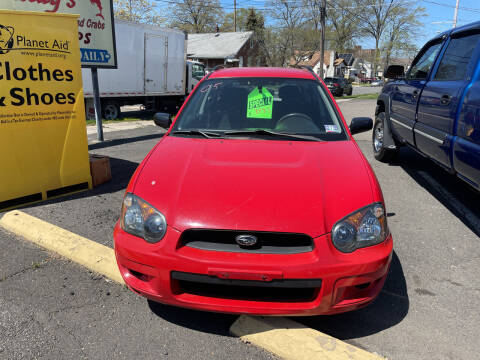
[373,113,398,162]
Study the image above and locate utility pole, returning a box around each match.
[319,0,326,78]
[453,0,460,28]
[234,0,237,32]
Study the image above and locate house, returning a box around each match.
[289,50,347,77]
[337,53,355,77]
[187,31,262,69]
[350,58,373,79]
[352,46,380,77]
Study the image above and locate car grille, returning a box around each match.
[179,229,314,254]
[172,271,321,302]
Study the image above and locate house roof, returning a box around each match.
[187,31,253,59]
[290,50,333,67]
[337,53,354,66]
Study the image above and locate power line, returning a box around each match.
[420,0,480,13]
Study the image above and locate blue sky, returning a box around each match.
[419,0,479,43]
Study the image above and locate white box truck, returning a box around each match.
[82,20,205,119]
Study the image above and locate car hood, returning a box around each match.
[133,136,374,237]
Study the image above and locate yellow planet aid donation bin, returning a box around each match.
[0,10,92,211]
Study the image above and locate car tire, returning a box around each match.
[102,102,120,120]
[373,112,398,162]
[347,88,353,96]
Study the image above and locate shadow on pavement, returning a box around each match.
[120,110,157,119]
[147,300,238,336]
[391,147,480,237]
[297,251,408,340]
[18,156,139,210]
[88,133,164,151]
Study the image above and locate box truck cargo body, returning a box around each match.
[82,21,204,119]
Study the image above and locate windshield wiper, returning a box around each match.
[224,129,322,141]
[171,130,223,138]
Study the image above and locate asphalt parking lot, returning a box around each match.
[351,86,382,96]
[1,99,479,359]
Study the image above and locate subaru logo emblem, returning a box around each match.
[235,234,258,247]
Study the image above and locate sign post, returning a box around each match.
[91,68,104,141]
[4,0,118,141]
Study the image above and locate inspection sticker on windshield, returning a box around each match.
[325,125,340,133]
[247,87,274,119]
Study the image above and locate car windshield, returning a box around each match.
[171,77,347,141]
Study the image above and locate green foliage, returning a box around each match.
[222,8,250,32]
[114,0,165,25]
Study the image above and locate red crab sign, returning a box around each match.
[4,0,117,68]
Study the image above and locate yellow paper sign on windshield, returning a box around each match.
[247,87,273,119]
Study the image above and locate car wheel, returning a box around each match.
[103,102,120,120]
[347,88,353,95]
[373,112,398,162]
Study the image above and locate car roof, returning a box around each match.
[207,67,318,80]
[434,20,480,42]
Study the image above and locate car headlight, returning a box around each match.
[120,193,167,243]
[332,203,388,253]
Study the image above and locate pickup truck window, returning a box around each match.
[407,42,442,80]
[434,34,480,81]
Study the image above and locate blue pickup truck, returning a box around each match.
[373,21,480,190]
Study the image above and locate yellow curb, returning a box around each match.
[230,316,385,360]
[1,210,385,360]
[0,210,124,284]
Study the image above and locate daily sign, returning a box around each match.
[3,0,117,68]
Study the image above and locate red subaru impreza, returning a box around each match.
[113,67,393,316]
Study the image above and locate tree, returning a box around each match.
[245,8,266,66]
[326,0,361,52]
[168,0,225,33]
[381,5,425,67]
[333,0,423,77]
[354,0,397,76]
[114,0,164,25]
[222,8,251,32]
[266,0,307,66]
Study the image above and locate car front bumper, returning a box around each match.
[114,224,393,316]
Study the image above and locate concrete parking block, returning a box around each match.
[0,210,123,284]
[231,316,384,360]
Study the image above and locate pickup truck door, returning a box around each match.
[415,33,480,169]
[390,40,443,145]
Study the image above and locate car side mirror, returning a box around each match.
[153,112,171,128]
[384,65,405,79]
[350,117,373,135]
